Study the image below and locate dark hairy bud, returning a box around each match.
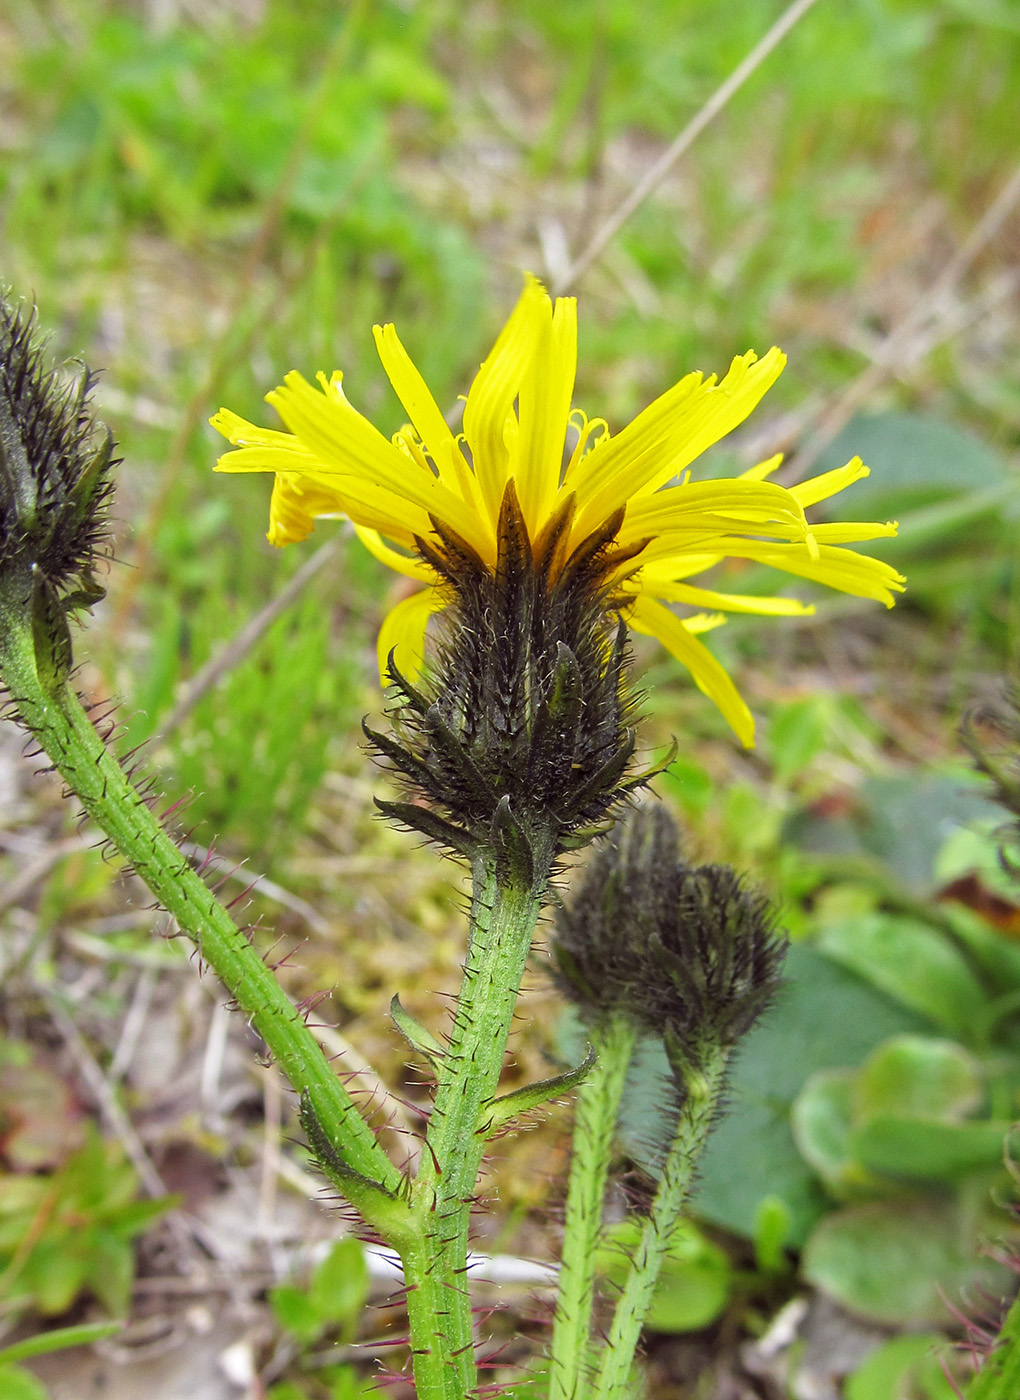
[552,805,787,1065]
[367,481,658,878]
[0,292,114,683]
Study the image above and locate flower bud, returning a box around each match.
[552,805,787,1069]
[0,293,113,684]
[367,482,650,877]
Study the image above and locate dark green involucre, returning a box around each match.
[553,805,787,1073]
[0,293,113,685]
[366,481,655,882]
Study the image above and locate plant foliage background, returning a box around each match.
[2,1,1020,1396]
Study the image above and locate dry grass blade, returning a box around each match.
[157,535,343,740]
[553,0,821,294]
[791,159,1020,475]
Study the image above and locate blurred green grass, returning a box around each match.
[5,0,1020,1007]
[3,0,1020,1375]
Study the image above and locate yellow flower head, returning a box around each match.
[212,274,903,747]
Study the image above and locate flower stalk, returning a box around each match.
[549,1012,637,1400]
[0,562,406,1225]
[591,1042,729,1400]
[404,851,549,1397]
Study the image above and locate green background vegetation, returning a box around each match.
[2,0,1020,1395]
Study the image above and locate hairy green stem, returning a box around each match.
[592,1046,729,1400]
[548,1013,636,1400]
[2,576,560,1400]
[405,851,548,1399]
[966,1291,1020,1400]
[0,586,404,1227]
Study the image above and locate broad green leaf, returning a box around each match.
[752,1196,792,1274]
[659,756,713,817]
[0,1364,48,1400]
[850,1117,1011,1181]
[854,1037,982,1121]
[787,772,1000,897]
[325,1366,376,1400]
[792,1070,877,1197]
[23,1240,89,1318]
[309,1240,369,1328]
[269,1285,324,1344]
[818,914,987,1039]
[814,412,1009,521]
[266,1384,308,1400]
[85,1232,133,1316]
[802,1197,1005,1324]
[845,1333,957,1400]
[768,697,830,782]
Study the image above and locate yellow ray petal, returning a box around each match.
[570,348,786,539]
[353,525,436,582]
[211,407,318,456]
[635,578,816,617]
[790,457,869,508]
[376,587,444,683]
[516,294,577,534]
[462,274,549,524]
[267,370,491,558]
[740,452,784,482]
[629,595,755,747]
[615,477,810,547]
[808,520,899,544]
[267,473,347,547]
[373,323,476,500]
[319,474,432,547]
[638,553,724,583]
[213,444,323,474]
[567,369,706,529]
[716,541,906,606]
[682,612,728,634]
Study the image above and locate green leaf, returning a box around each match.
[792,1070,879,1197]
[679,945,930,1245]
[324,1365,375,1400]
[0,1363,49,1400]
[29,567,73,691]
[308,1239,369,1328]
[818,915,987,1039]
[269,1284,325,1344]
[659,756,713,818]
[752,1196,792,1274]
[266,1384,308,1400]
[787,773,1000,898]
[850,1116,1011,1181]
[814,412,1010,523]
[802,1196,1006,1324]
[23,1240,89,1318]
[845,1333,957,1400]
[768,698,830,782]
[0,1322,120,1366]
[855,1036,983,1121]
[389,994,446,1069]
[84,1232,134,1316]
[483,1046,597,1133]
